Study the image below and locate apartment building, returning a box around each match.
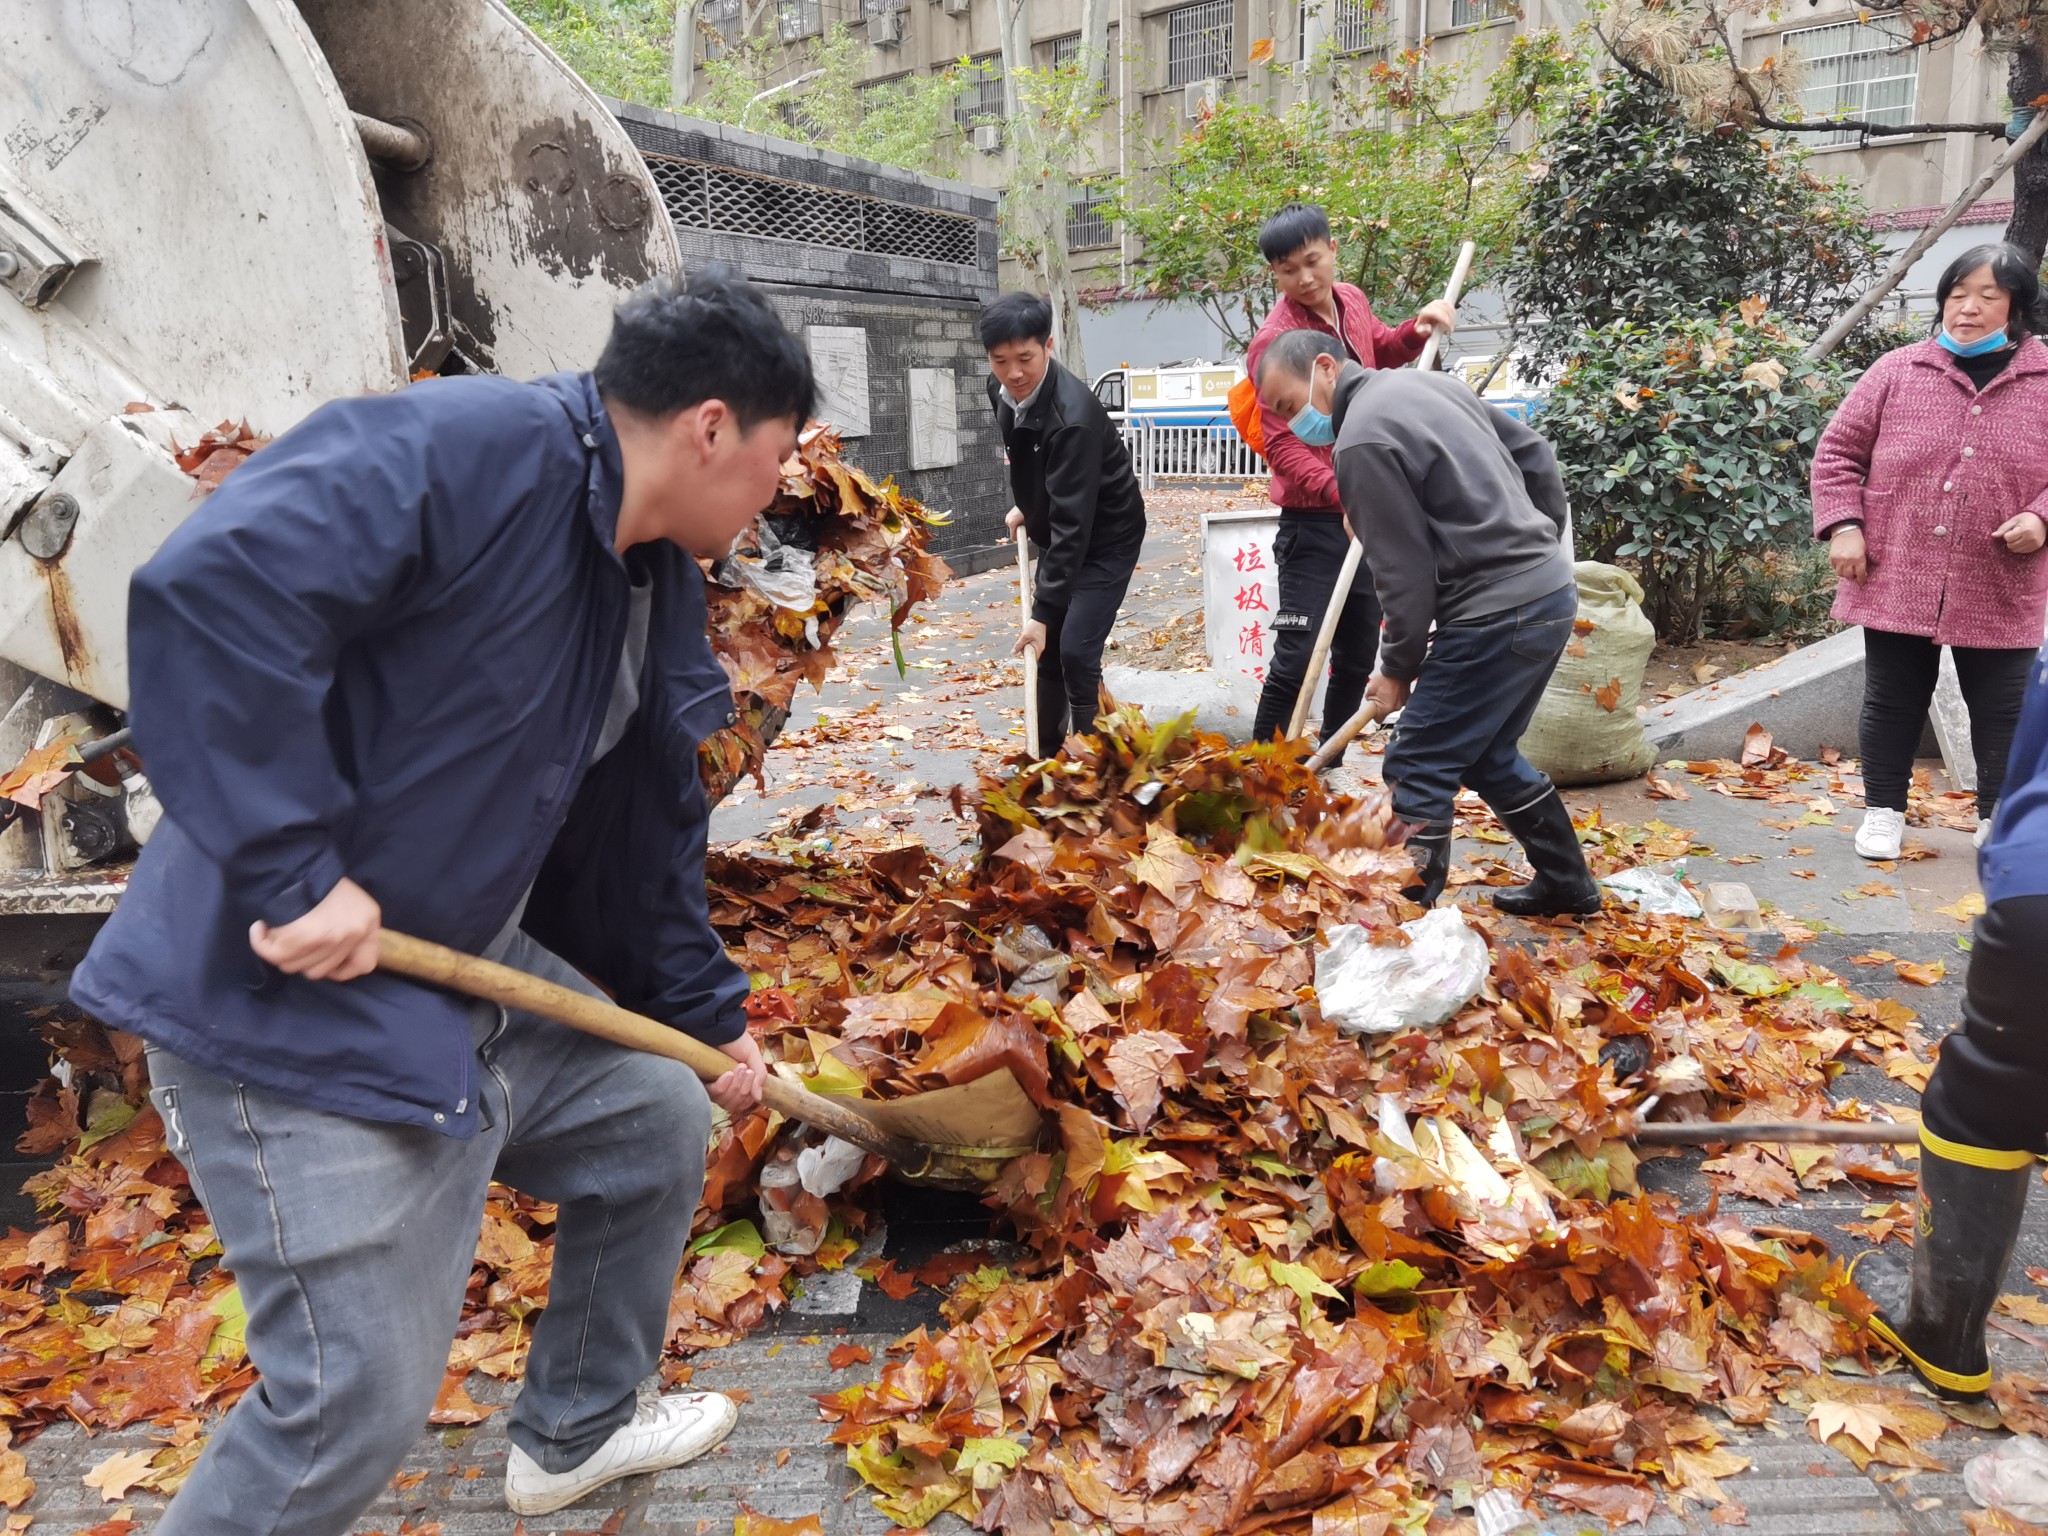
[684,0,2017,368]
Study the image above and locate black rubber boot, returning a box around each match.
[1400,827,1452,907]
[1853,1130,2034,1401]
[1489,788,1602,918]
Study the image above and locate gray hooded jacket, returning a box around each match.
[1329,362,1573,682]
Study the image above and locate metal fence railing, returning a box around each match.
[1124,421,1264,488]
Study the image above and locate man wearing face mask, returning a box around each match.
[1254,328,1601,915]
[1243,204,1456,758]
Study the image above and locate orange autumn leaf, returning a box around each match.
[827,1342,873,1370]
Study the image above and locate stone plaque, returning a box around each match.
[907,367,959,469]
[805,326,871,437]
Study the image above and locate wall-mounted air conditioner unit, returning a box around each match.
[973,123,1002,153]
[1184,78,1220,116]
[943,0,972,17]
[869,7,904,43]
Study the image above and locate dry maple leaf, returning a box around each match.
[1594,676,1624,712]
[82,1447,157,1503]
[1999,1294,2048,1328]
[1807,1400,1890,1455]
[734,1505,825,1536]
[827,1343,872,1370]
[1894,960,1946,986]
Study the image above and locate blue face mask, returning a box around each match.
[1939,327,2011,358]
[1289,400,1337,447]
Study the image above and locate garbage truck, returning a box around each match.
[0,0,679,972]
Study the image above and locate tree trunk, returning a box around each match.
[672,0,701,106]
[1078,0,1112,87]
[995,0,1091,379]
[2006,43,2048,263]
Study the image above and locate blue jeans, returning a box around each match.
[144,930,713,1536]
[1381,583,1578,830]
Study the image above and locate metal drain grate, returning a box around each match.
[644,153,980,266]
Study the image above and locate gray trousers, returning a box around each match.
[145,931,713,1536]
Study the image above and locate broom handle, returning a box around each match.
[374,930,918,1165]
[1017,525,1041,758]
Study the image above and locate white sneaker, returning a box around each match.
[1975,818,1994,850]
[505,1390,738,1516]
[1854,806,1906,861]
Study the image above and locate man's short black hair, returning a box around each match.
[595,266,815,428]
[1256,328,1344,387]
[1258,203,1334,265]
[979,292,1054,350]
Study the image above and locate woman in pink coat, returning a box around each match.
[1812,242,2048,860]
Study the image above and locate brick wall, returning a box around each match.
[609,104,1011,570]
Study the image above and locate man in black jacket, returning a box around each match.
[1255,329,1601,917]
[71,270,793,1532]
[982,293,1146,749]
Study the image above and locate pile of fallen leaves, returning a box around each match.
[0,711,1960,1527]
[697,708,1944,1531]
[699,424,950,801]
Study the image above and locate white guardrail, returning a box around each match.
[1121,420,1264,488]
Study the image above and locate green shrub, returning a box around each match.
[1540,305,1849,642]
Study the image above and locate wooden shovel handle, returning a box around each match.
[1017,525,1041,759]
[1305,698,1384,773]
[375,930,919,1166]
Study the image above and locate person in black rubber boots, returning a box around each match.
[982,292,1147,749]
[1254,329,1600,916]
[1854,647,2048,1400]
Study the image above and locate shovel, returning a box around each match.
[376,930,920,1166]
[1016,523,1042,759]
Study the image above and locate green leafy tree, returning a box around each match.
[508,0,677,106]
[1540,305,1848,640]
[1108,34,1581,352]
[691,25,973,177]
[1499,66,1885,373]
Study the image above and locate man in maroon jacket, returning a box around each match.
[1245,204,1456,755]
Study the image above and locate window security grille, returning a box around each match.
[955,56,1006,129]
[1067,184,1114,249]
[1447,0,1510,26]
[1051,32,1082,64]
[862,0,908,15]
[775,0,822,40]
[1784,19,1919,146]
[1331,0,1380,51]
[704,0,743,50]
[1167,0,1234,86]
[642,153,981,266]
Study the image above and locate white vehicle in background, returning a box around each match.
[1089,361,1256,482]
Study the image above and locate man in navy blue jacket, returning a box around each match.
[70,268,805,1531]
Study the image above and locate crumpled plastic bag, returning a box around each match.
[714,513,819,612]
[1599,866,1703,918]
[994,922,1072,1005]
[1315,907,1489,1036]
[1966,1437,2048,1524]
[797,1136,868,1198]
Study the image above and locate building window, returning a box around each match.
[704,0,744,52]
[1301,0,1381,54]
[862,0,907,13]
[955,54,1005,129]
[1167,0,1234,86]
[776,0,822,41]
[1068,182,1115,249]
[1051,32,1082,65]
[1447,0,1511,27]
[1784,19,1919,145]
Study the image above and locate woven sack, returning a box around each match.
[1520,562,1657,786]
